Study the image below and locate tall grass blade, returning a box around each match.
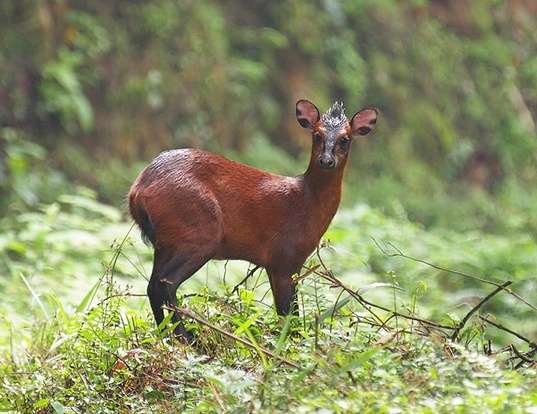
[20,273,49,319]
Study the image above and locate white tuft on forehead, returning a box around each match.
[320,101,348,131]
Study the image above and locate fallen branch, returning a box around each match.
[293,265,320,283]
[165,305,299,369]
[302,265,384,325]
[303,265,455,331]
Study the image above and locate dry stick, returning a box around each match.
[353,286,455,330]
[375,313,396,334]
[305,266,454,330]
[374,239,537,313]
[492,345,516,357]
[231,265,261,295]
[451,281,513,342]
[308,252,536,365]
[479,316,537,347]
[108,350,134,372]
[375,239,499,287]
[208,382,226,411]
[164,305,299,369]
[515,359,529,370]
[507,347,535,370]
[349,313,387,330]
[97,293,147,307]
[329,288,347,333]
[293,265,321,283]
[353,320,418,338]
[510,344,535,366]
[315,246,331,274]
[302,265,384,325]
[515,348,537,369]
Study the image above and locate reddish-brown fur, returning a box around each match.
[128,99,378,338]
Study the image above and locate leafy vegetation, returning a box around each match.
[1,194,536,412]
[2,283,537,413]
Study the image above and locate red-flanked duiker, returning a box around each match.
[128,99,378,338]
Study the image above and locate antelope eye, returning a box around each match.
[313,132,322,142]
[340,136,350,146]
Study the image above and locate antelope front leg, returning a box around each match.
[267,270,298,316]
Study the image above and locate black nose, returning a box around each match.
[319,157,336,169]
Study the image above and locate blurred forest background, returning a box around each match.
[2,1,537,411]
[1,0,537,347]
[1,0,536,230]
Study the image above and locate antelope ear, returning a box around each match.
[296,99,320,129]
[350,108,378,136]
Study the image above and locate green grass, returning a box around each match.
[1,278,536,413]
[1,192,537,413]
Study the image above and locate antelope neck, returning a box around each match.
[302,157,345,212]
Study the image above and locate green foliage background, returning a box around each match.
[2,0,536,229]
[1,1,537,412]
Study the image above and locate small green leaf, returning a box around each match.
[346,348,380,370]
[233,312,259,335]
[51,401,65,414]
[319,295,352,322]
[20,273,49,319]
[76,279,102,313]
[34,398,49,409]
[275,313,293,355]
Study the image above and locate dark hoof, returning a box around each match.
[173,325,195,343]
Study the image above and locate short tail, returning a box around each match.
[128,191,156,246]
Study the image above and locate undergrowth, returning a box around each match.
[1,194,537,413]
[1,272,537,413]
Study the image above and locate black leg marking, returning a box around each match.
[268,272,298,316]
[147,249,210,340]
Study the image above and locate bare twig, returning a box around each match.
[479,316,536,347]
[231,265,261,296]
[293,265,320,283]
[316,246,331,274]
[374,239,503,287]
[164,305,299,368]
[357,290,455,330]
[451,281,512,342]
[303,265,384,325]
[304,265,455,330]
[109,350,134,372]
[373,239,537,313]
[510,344,535,367]
[515,348,537,369]
[374,313,396,334]
[208,381,226,410]
[97,293,147,307]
